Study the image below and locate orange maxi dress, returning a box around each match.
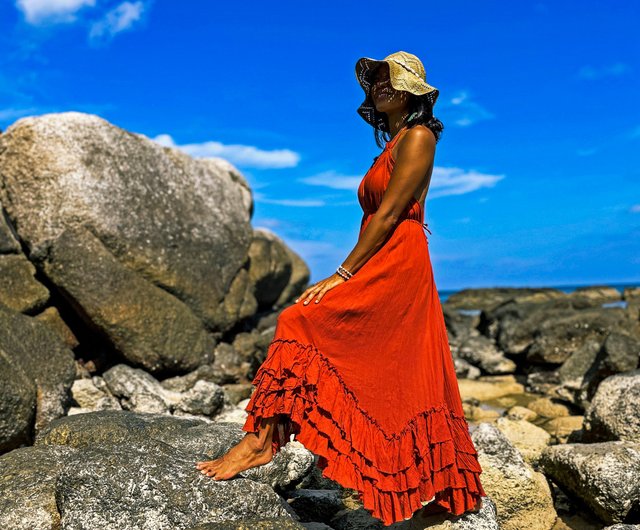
[242,128,487,526]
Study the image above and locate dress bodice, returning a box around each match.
[357,127,431,234]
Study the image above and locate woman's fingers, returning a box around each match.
[295,282,324,305]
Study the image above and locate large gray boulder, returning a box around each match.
[540,440,640,525]
[0,436,297,530]
[582,370,640,442]
[54,439,292,530]
[0,112,253,332]
[35,410,315,490]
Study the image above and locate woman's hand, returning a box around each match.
[295,273,347,305]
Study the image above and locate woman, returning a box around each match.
[196,50,487,526]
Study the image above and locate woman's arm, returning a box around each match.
[341,126,435,276]
[295,126,435,305]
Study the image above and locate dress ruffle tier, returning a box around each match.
[242,337,486,526]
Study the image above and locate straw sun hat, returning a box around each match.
[355,50,439,133]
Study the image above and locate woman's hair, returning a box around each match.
[374,94,444,149]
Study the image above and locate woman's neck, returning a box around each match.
[387,112,409,138]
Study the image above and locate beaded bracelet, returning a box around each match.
[336,265,353,281]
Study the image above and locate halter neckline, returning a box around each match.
[386,125,409,146]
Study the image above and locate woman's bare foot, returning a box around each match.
[195,417,277,481]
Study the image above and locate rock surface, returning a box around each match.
[471,422,557,530]
[540,440,640,524]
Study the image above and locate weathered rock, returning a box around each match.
[553,338,604,408]
[161,365,221,392]
[505,405,539,422]
[0,111,256,333]
[540,440,640,524]
[553,329,640,409]
[463,403,501,423]
[444,287,563,313]
[482,299,632,364]
[102,364,227,417]
[36,410,315,490]
[525,397,571,419]
[539,416,584,444]
[43,225,216,373]
[0,445,77,530]
[525,307,627,364]
[453,358,482,380]
[442,305,481,340]
[471,422,557,530]
[599,331,640,374]
[69,377,121,412]
[494,417,551,466]
[457,375,524,402]
[248,228,295,309]
[399,496,500,529]
[582,370,640,442]
[213,342,252,384]
[187,519,307,530]
[286,489,345,525]
[34,306,80,349]
[55,438,295,530]
[219,383,254,406]
[0,252,49,313]
[455,333,516,374]
[0,302,75,451]
[275,244,311,309]
[568,285,623,306]
[0,204,21,253]
[0,347,34,452]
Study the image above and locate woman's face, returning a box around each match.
[370,63,409,113]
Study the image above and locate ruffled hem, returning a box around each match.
[241,337,487,527]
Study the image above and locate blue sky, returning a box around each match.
[1,1,638,290]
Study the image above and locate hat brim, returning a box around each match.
[355,56,439,133]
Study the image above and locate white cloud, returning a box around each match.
[439,90,494,127]
[298,170,362,190]
[428,166,505,198]
[578,63,632,80]
[15,0,95,25]
[152,133,300,169]
[630,204,640,213]
[299,166,504,199]
[0,107,40,121]
[89,1,145,41]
